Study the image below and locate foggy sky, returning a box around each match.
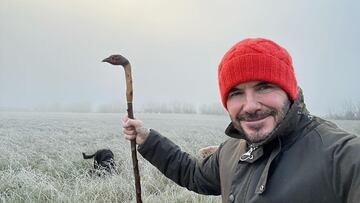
[1,0,359,115]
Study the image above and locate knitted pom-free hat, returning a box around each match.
[218,38,298,108]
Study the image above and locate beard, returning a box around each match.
[230,100,291,143]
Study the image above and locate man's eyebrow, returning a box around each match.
[228,87,241,93]
[254,81,270,87]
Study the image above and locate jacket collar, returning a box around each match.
[224,88,309,147]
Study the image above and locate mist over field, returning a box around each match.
[0,112,359,202]
[1,0,360,116]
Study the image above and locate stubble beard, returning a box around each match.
[231,100,291,143]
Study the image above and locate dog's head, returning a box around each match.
[95,157,116,173]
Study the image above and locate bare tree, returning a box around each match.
[326,100,360,120]
[199,103,226,115]
[95,102,125,113]
[355,102,360,120]
[143,101,196,114]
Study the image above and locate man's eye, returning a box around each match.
[258,85,273,92]
[229,91,242,97]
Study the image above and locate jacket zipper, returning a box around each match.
[240,145,258,161]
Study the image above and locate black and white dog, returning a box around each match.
[82,149,117,176]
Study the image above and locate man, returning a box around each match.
[122,38,360,202]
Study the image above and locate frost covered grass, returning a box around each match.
[0,112,359,202]
[0,112,228,202]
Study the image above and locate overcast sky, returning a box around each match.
[1,0,359,115]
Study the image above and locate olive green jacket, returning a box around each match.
[138,90,360,203]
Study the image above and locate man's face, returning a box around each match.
[226,81,291,143]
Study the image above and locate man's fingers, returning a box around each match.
[122,117,141,128]
[124,133,136,141]
[122,115,128,124]
[123,128,136,135]
[121,114,148,144]
[125,126,133,131]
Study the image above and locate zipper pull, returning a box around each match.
[240,145,258,161]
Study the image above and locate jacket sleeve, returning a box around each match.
[331,134,360,203]
[137,129,221,195]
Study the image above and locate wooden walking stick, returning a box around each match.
[102,54,142,203]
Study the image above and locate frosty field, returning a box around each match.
[0,112,359,203]
[0,112,229,203]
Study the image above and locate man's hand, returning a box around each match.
[122,115,150,145]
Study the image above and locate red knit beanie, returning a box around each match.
[218,38,298,108]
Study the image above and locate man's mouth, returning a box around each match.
[239,113,273,133]
[242,114,270,122]
[238,109,274,122]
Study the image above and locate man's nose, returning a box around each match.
[242,92,261,113]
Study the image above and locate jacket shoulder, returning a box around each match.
[312,117,358,146]
[312,118,360,202]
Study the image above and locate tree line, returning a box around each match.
[325,101,360,120]
[3,100,360,119]
[1,101,226,115]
